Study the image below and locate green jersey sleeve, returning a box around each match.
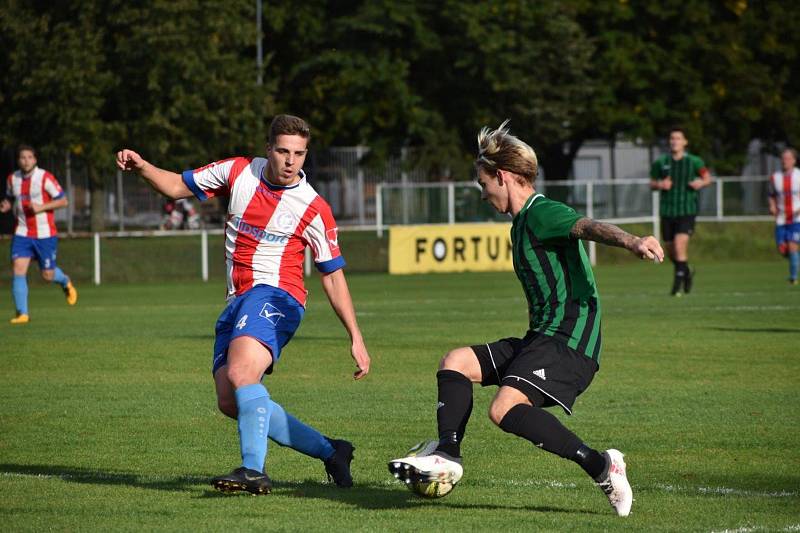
[527,197,583,244]
[690,154,707,176]
[650,157,663,180]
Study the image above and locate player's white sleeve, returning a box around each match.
[43,172,65,199]
[181,157,245,201]
[302,203,345,273]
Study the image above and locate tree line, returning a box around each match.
[1,1,796,229]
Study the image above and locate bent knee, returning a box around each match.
[488,393,531,426]
[41,270,54,281]
[488,400,513,426]
[439,347,481,382]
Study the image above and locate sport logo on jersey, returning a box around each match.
[326,228,339,250]
[259,302,286,325]
[231,215,289,244]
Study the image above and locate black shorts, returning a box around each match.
[471,332,599,415]
[661,215,696,241]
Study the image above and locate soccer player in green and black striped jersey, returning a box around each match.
[389,121,664,517]
[650,127,712,295]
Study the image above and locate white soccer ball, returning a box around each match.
[404,440,456,499]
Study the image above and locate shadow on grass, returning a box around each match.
[201,479,604,514]
[707,326,800,333]
[0,464,604,514]
[0,463,209,492]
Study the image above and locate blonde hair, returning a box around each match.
[475,120,538,184]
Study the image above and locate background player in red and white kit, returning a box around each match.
[1,145,78,324]
[116,114,371,494]
[768,148,800,284]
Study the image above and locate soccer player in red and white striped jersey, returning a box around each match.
[768,148,800,284]
[1,145,78,324]
[116,114,371,494]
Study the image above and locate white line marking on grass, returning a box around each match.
[656,483,798,498]
[709,305,800,311]
[710,526,800,533]
[0,471,207,483]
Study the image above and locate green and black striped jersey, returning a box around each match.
[650,152,708,217]
[511,194,602,361]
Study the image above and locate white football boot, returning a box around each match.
[388,443,464,486]
[595,449,633,517]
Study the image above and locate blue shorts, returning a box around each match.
[775,223,800,247]
[11,236,58,270]
[212,285,304,375]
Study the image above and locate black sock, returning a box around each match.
[498,404,606,479]
[575,444,609,480]
[435,370,473,458]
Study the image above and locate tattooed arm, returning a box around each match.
[570,217,664,262]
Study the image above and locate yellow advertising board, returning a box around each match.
[389,223,513,274]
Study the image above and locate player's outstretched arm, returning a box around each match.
[115,149,193,199]
[320,268,371,380]
[0,198,11,213]
[571,217,664,262]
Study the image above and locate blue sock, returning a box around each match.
[51,267,69,288]
[268,400,335,460]
[12,275,28,315]
[235,383,272,472]
[790,250,799,281]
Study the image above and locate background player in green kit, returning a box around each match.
[650,127,713,295]
[389,121,664,517]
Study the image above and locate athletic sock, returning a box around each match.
[498,404,581,457]
[12,275,28,315]
[235,383,272,472]
[789,250,799,281]
[575,444,609,480]
[51,267,69,288]
[435,370,473,458]
[267,399,335,460]
[498,404,606,478]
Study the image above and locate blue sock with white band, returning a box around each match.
[12,275,28,315]
[268,400,335,460]
[235,383,272,472]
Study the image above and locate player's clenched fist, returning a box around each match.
[116,149,146,171]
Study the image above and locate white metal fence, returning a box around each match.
[376,177,773,264]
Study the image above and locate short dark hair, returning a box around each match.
[268,114,311,145]
[668,127,687,138]
[783,147,798,159]
[16,144,36,158]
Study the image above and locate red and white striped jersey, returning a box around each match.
[770,167,800,225]
[6,167,64,238]
[182,157,345,306]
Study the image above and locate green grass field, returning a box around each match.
[1,261,798,531]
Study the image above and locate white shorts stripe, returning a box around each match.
[486,343,501,383]
[504,374,572,415]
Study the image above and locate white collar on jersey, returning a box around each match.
[260,168,306,190]
[19,166,39,179]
